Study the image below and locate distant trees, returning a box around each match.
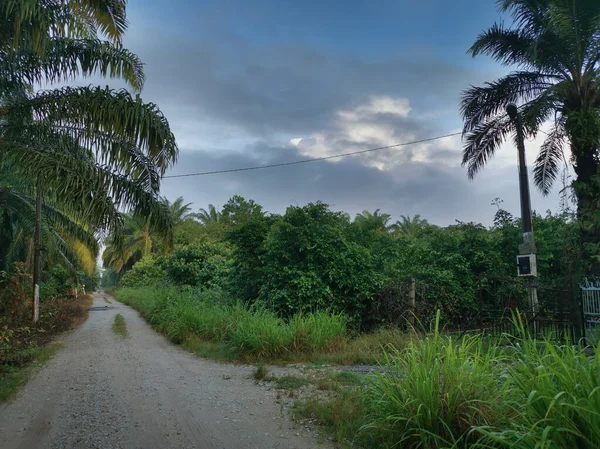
[392,215,429,237]
[113,194,578,329]
[194,205,222,225]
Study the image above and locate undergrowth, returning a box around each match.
[116,286,348,360]
[295,313,600,449]
[0,294,92,402]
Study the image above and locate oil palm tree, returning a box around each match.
[392,214,429,237]
[163,196,195,225]
[194,204,222,225]
[0,172,98,277]
[354,209,395,232]
[1,0,177,235]
[461,0,600,263]
[101,212,167,277]
[0,0,178,317]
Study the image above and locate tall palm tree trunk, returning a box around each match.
[32,179,42,322]
[567,110,600,273]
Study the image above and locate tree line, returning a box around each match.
[104,195,578,329]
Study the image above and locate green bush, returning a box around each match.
[260,202,383,324]
[120,256,166,288]
[163,240,231,288]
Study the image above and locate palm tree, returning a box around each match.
[392,215,429,237]
[0,180,98,275]
[0,0,178,317]
[102,213,165,277]
[1,1,177,235]
[461,0,600,264]
[354,209,395,232]
[163,196,195,225]
[194,204,222,225]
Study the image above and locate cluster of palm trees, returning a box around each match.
[0,1,178,319]
[354,209,429,237]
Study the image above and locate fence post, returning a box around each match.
[408,278,416,329]
[479,278,484,334]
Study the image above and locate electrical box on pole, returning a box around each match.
[517,254,537,277]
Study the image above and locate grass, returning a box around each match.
[268,374,310,389]
[0,342,61,402]
[294,314,600,449]
[116,286,348,361]
[294,388,367,446]
[111,314,128,337]
[116,286,415,365]
[181,337,238,362]
[253,364,269,381]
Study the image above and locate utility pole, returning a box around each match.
[506,104,539,332]
[32,179,42,322]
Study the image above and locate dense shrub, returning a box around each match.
[260,202,384,324]
[163,240,231,289]
[120,256,166,287]
[117,196,578,329]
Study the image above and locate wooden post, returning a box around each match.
[408,278,416,328]
[32,179,42,322]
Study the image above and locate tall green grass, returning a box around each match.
[116,286,346,359]
[297,314,600,449]
[475,317,600,449]
[361,312,506,449]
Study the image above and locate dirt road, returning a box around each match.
[0,293,329,449]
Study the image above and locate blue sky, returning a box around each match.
[113,0,565,225]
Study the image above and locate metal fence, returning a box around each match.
[581,278,600,345]
[456,276,580,340]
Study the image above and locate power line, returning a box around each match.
[163,131,462,179]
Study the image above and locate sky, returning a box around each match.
[105,0,568,226]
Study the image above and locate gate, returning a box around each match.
[581,278,600,345]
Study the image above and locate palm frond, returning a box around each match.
[469,23,536,67]
[461,71,557,131]
[0,38,145,92]
[8,86,177,173]
[533,125,566,195]
[462,115,514,179]
[68,0,128,42]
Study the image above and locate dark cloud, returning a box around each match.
[125,30,486,142]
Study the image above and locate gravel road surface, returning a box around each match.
[0,293,330,449]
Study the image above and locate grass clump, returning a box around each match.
[253,364,269,381]
[475,317,600,448]
[294,388,367,445]
[296,314,600,449]
[111,314,128,337]
[363,313,505,449]
[269,375,310,389]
